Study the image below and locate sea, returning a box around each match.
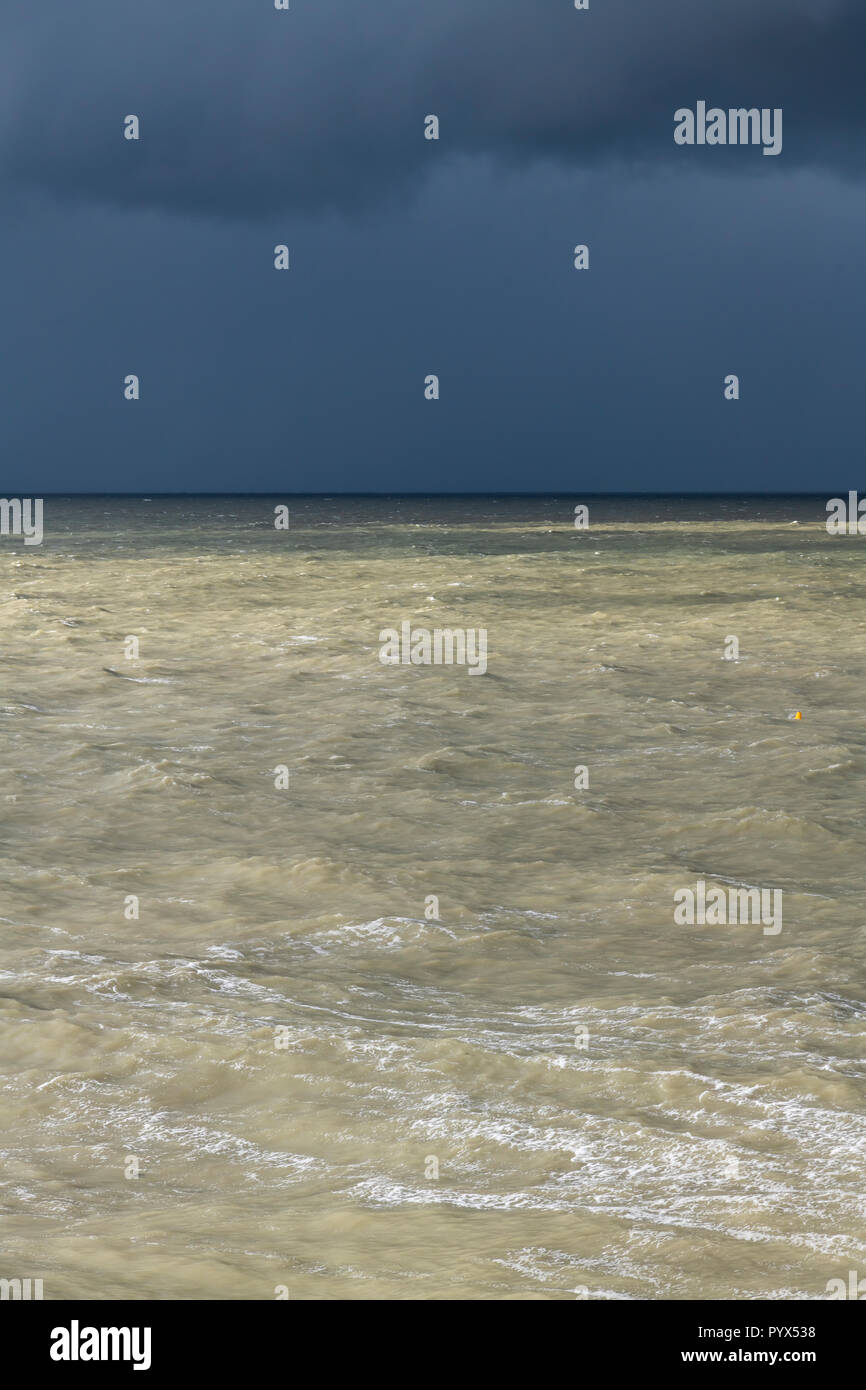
[1,495,864,1299]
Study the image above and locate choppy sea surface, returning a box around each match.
[1,495,864,1300]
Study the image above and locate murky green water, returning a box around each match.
[1,496,863,1299]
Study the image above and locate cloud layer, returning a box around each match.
[1,0,863,219]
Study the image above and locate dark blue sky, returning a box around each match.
[1,0,864,492]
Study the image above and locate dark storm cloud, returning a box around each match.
[1,0,863,220]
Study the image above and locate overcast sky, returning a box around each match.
[1,0,864,492]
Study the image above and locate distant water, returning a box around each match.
[1,495,864,1299]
